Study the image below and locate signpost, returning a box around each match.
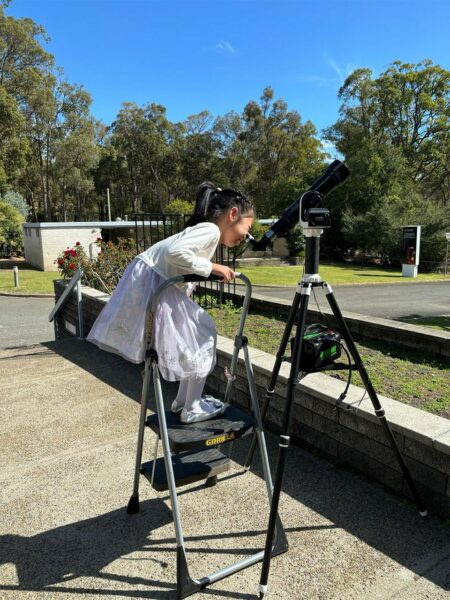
[401,225,421,277]
[445,232,450,275]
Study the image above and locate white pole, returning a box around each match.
[13,266,19,287]
[106,188,111,222]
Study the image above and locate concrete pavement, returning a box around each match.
[0,287,449,599]
[1,337,449,599]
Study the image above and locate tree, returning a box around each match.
[240,87,326,216]
[0,84,29,193]
[323,60,450,263]
[22,74,97,220]
[110,102,179,214]
[0,3,54,102]
[177,111,224,199]
[0,199,24,257]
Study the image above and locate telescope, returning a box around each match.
[250,160,350,250]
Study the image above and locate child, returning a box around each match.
[87,182,255,423]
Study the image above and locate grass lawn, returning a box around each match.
[209,302,450,420]
[238,263,449,286]
[0,265,59,294]
[1,261,447,294]
[399,316,450,332]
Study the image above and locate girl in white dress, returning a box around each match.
[87,182,255,423]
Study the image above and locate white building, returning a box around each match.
[22,218,289,271]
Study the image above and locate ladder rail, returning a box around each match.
[127,271,287,597]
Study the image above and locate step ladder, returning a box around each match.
[126,273,288,599]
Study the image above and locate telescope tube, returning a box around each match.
[250,160,350,251]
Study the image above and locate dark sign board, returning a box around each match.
[402,226,421,266]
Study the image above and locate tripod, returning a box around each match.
[250,232,427,599]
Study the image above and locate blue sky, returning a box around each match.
[7,0,450,143]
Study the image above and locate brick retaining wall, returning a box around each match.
[53,280,450,519]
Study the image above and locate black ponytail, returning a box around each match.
[185,181,255,228]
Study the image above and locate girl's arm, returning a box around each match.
[166,223,221,277]
[211,263,236,283]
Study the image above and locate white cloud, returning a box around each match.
[323,53,355,85]
[320,139,343,159]
[216,41,235,54]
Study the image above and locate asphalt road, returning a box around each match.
[251,280,450,320]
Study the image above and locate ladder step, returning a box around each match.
[140,448,230,491]
[146,404,255,452]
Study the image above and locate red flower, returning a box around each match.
[75,241,81,246]
[70,249,77,257]
[64,249,70,255]
[57,258,64,265]
[69,263,76,270]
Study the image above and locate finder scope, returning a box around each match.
[250,160,350,250]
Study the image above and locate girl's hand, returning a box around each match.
[211,263,236,283]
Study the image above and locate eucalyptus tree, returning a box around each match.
[176,111,225,198]
[0,84,29,193]
[21,73,97,220]
[0,2,54,100]
[324,60,450,263]
[52,118,101,221]
[240,87,325,216]
[0,2,53,201]
[110,102,179,213]
[213,110,252,189]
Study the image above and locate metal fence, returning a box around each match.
[132,213,237,307]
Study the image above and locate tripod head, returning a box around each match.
[250,160,350,250]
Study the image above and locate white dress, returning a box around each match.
[87,223,220,381]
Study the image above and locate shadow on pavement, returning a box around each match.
[42,338,450,595]
[0,499,177,598]
[42,338,178,407]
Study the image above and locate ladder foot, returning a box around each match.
[126,494,140,514]
[205,475,217,488]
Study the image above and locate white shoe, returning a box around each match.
[202,395,225,409]
[180,401,227,424]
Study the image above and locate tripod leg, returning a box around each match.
[259,284,312,598]
[244,289,302,469]
[324,283,427,517]
[127,355,152,514]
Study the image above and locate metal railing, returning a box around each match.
[49,267,85,339]
[132,213,237,307]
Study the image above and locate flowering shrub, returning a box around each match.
[55,237,136,294]
[88,238,135,293]
[55,242,86,277]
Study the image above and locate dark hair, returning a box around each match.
[184,181,255,228]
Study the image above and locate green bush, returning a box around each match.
[1,191,29,218]
[0,201,24,258]
[164,198,194,215]
[285,225,305,256]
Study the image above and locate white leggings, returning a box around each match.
[174,376,208,412]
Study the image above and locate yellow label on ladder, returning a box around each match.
[205,432,236,446]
